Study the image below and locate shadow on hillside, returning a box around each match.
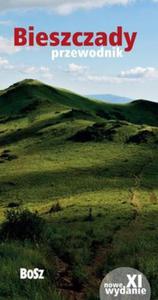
[0,152,157,201]
[0,109,95,146]
[0,114,67,146]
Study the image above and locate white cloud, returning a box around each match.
[0,0,133,15]
[74,66,158,84]
[19,65,53,80]
[87,75,123,84]
[0,57,14,70]
[20,66,41,75]
[0,56,53,80]
[68,63,88,75]
[119,67,158,79]
[0,36,20,54]
[0,57,9,67]
[54,0,132,14]
[0,1,157,15]
[0,20,12,26]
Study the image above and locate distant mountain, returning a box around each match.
[88,94,132,103]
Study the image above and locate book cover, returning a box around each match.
[0,1,157,299]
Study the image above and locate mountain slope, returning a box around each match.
[0,79,158,127]
[0,79,158,300]
[70,120,158,144]
[0,79,104,118]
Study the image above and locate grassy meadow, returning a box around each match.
[0,79,157,299]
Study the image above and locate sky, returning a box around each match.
[0,0,158,101]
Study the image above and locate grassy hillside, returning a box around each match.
[0,79,158,126]
[0,79,157,300]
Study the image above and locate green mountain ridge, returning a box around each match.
[0,79,158,299]
[0,79,158,127]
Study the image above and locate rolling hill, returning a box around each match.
[0,79,158,127]
[0,79,158,300]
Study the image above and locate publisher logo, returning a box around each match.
[20,268,45,280]
[100,267,151,299]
